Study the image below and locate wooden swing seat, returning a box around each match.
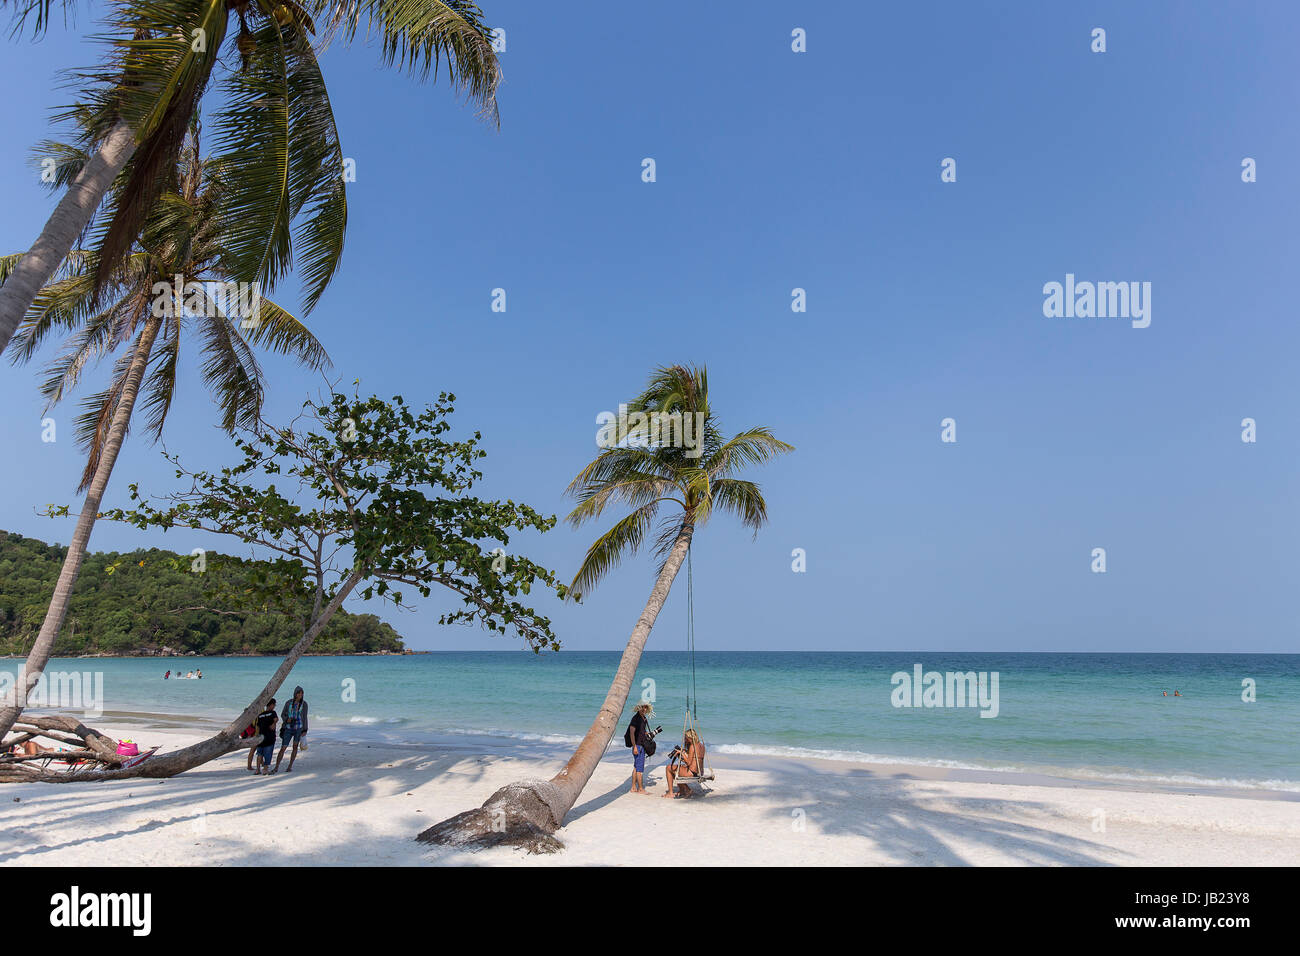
[673,770,714,785]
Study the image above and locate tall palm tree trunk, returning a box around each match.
[0,311,160,740]
[548,522,695,807]
[418,521,695,852]
[0,121,136,357]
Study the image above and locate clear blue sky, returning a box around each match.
[2,1,1297,652]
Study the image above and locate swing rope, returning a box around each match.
[680,543,711,786]
[686,544,697,723]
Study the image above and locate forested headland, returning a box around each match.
[0,531,406,657]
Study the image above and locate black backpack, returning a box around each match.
[623,717,658,755]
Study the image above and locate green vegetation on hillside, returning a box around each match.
[0,530,405,656]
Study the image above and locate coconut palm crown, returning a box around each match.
[1,121,328,491]
[565,363,793,599]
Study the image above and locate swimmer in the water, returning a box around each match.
[1173,690,1181,697]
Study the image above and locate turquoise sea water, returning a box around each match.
[4,652,1297,792]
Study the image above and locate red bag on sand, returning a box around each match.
[116,740,139,757]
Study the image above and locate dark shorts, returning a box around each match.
[633,749,646,773]
[256,744,275,765]
[280,725,304,745]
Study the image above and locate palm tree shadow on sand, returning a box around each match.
[0,747,491,865]
[565,761,1128,866]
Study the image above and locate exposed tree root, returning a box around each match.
[416,780,568,854]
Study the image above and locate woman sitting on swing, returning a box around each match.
[663,728,705,798]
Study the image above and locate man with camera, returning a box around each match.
[625,702,658,794]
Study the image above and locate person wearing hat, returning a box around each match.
[274,686,309,773]
[627,702,653,794]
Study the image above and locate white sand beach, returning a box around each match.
[2,722,1297,867]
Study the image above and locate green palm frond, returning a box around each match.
[143,191,205,259]
[71,347,136,491]
[105,0,229,142]
[282,29,347,313]
[703,427,795,479]
[203,21,348,314]
[10,271,101,363]
[310,0,501,121]
[30,140,90,191]
[234,300,328,374]
[207,20,294,295]
[3,0,77,38]
[632,363,708,412]
[8,242,143,371]
[568,502,661,601]
[34,293,135,407]
[0,253,22,285]
[566,446,685,521]
[568,445,679,491]
[710,478,769,534]
[86,0,229,296]
[567,471,686,528]
[138,319,181,441]
[195,300,265,433]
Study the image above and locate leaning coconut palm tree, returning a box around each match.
[418,364,794,851]
[0,0,500,357]
[0,124,329,739]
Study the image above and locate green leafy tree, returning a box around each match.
[85,385,564,778]
[0,531,408,656]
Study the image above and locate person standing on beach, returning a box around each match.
[626,702,652,794]
[275,687,309,773]
[254,699,278,775]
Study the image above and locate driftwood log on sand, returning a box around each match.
[0,714,137,782]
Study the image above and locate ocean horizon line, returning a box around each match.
[9,648,1293,658]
